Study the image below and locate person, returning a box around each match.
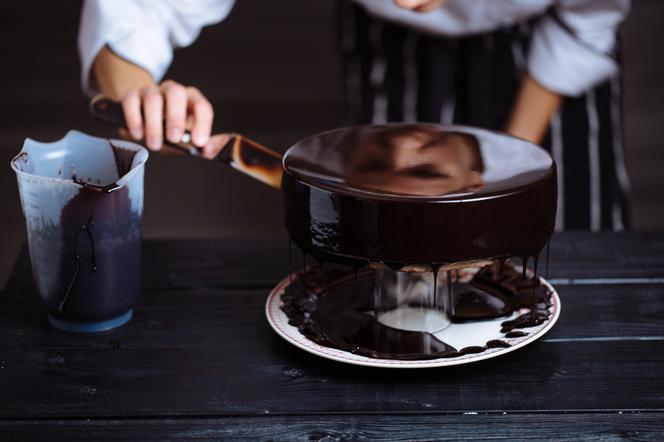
[344,126,485,196]
[78,0,631,231]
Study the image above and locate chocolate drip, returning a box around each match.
[86,213,97,272]
[288,239,293,284]
[451,282,511,322]
[319,260,325,286]
[474,262,553,334]
[282,124,557,271]
[278,124,556,360]
[432,265,439,307]
[44,142,142,323]
[486,340,511,349]
[498,257,507,277]
[58,213,97,313]
[446,270,454,317]
[110,142,137,178]
[501,310,550,333]
[545,240,551,280]
[73,143,138,193]
[59,232,81,312]
[282,260,552,360]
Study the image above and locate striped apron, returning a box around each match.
[337,2,630,231]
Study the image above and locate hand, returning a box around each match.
[120,80,215,156]
[504,74,562,145]
[196,133,232,160]
[393,0,448,13]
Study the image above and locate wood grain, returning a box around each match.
[6,232,664,294]
[2,283,663,349]
[1,284,663,418]
[1,413,663,441]
[3,233,664,439]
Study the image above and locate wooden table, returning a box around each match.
[1,232,663,440]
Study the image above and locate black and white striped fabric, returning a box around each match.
[337,3,630,231]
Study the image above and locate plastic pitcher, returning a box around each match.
[11,130,148,332]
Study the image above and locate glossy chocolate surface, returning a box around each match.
[282,124,556,267]
[281,261,553,361]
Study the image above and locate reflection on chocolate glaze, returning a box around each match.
[343,126,485,197]
[281,261,553,361]
[279,124,556,359]
[282,123,557,268]
[451,283,512,322]
[284,124,553,198]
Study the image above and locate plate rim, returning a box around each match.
[265,271,561,369]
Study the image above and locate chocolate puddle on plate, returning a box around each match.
[280,261,553,361]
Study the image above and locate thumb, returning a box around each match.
[201,133,233,160]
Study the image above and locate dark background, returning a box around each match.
[0,0,662,287]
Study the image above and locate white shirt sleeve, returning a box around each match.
[352,0,551,37]
[527,0,630,96]
[78,0,235,96]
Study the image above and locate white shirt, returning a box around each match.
[79,0,629,97]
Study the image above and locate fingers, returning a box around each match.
[121,90,143,141]
[140,86,164,150]
[119,80,213,152]
[201,133,231,160]
[393,0,446,12]
[160,80,188,144]
[117,127,132,140]
[186,86,214,148]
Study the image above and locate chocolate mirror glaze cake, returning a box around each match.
[282,123,557,269]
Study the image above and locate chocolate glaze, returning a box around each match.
[282,124,557,269]
[450,282,512,322]
[216,134,283,188]
[41,143,142,322]
[281,261,553,360]
[279,124,557,359]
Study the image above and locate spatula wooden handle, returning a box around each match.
[90,95,283,189]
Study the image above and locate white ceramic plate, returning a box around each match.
[266,270,561,369]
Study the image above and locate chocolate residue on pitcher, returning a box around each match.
[49,142,141,320]
[110,141,138,178]
[58,212,96,313]
[72,143,137,193]
[281,260,553,361]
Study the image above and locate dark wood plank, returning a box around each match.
[546,231,664,281]
[140,231,664,284]
[1,283,663,418]
[2,282,663,347]
[546,284,664,339]
[6,232,664,294]
[139,231,664,285]
[4,239,295,294]
[1,413,663,441]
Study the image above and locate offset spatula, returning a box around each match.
[90,95,283,189]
